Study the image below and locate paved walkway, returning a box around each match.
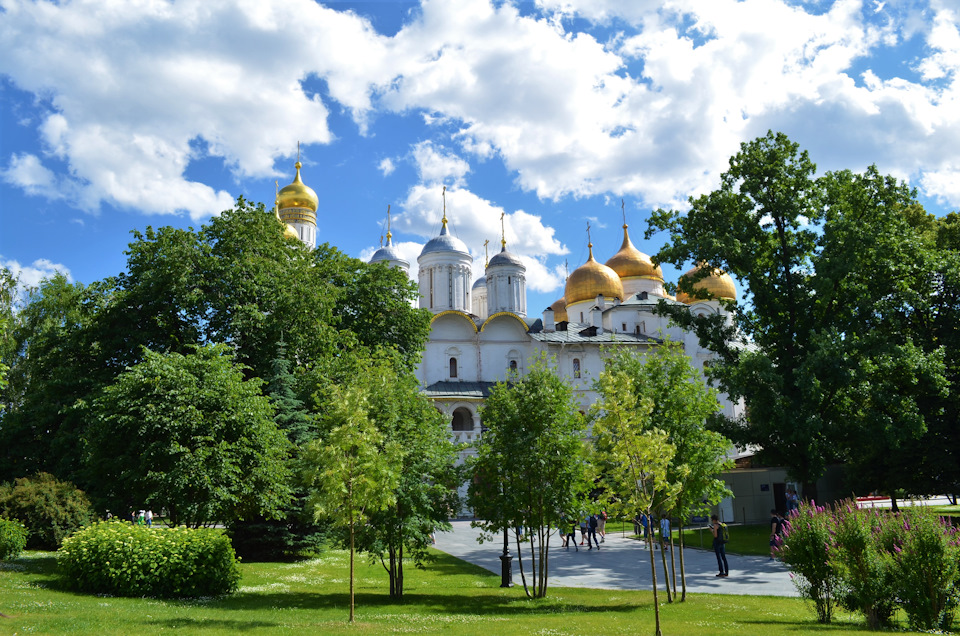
[435,521,797,597]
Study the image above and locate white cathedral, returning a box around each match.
[275,163,745,448]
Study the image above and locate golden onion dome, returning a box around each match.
[565,244,624,305]
[605,224,663,281]
[277,161,318,212]
[283,223,299,241]
[549,297,568,322]
[676,262,737,304]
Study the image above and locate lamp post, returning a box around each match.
[499,481,513,587]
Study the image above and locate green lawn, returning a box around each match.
[0,546,944,634]
[606,519,774,557]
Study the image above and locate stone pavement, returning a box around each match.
[434,520,798,597]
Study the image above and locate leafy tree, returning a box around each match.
[592,372,677,636]
[647,131,947,499]
[0,472,95,550]
[468,354,590,599]
[86,344,291,527]
[597,342,732,601]
[0,275,109,483]
[228,342,322,560]
[0,267,17,394]
[344,354,462,598]
[302,382,402,622]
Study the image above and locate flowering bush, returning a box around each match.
[891,509,960,631]
[829,505,897,629]
[777,501,840,623]
[57,521,241,597]
[0,517,29,560]
[779,500,960,631]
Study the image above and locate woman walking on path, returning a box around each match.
[711,515,729,577]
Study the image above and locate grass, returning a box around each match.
[1,546,945,634]
[605,520,774,557]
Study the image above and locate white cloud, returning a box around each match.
[410,141,470,186]
[1,257,73,290]
[378,157,396,175]
[1,153,61,198]
[3,0,960,221]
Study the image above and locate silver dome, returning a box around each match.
[419,224,470,258]
[488,246,524,268]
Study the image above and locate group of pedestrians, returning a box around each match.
[561,511,606,551]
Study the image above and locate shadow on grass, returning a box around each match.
[147,618,281,631]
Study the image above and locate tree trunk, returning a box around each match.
[678,521,687,602]
[669,532,677,598]
[349,513,355,623]
[397,540,404,599]
[890,493,900,513]
[659,532,673,603]
[515,528,530,598]
[648,528,662,636]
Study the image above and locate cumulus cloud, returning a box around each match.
[3,0,960,221]
[1,257,72,290]
[378,157,396,176]
[410,141,471,186]
[389,183,568,292]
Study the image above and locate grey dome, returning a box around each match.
[472,276,487,290]
[488,246,524,268]
[370,244,408,266]
[419,224,470,258]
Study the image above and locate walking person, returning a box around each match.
[579,515,588,546]
[769,509,781,560]
[598,509,607,543]
[145,509,153,528]
[587,513,600,550]
[711,514,729,577]
[567,519,579,551]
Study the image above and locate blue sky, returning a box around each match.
[2,0,959,315]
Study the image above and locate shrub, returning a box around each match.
[829,504,897,629]
[0,517,29,560]
[777,501,841,623]
[0,473,95,550]
[892,509,960,631]
[57,521,241,597]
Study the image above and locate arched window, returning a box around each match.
[452,407,474,432]
[449,357,458,378]
[573,358,581,378]
[509,360,518,371]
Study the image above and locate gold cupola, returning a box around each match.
[564,243,624,306]
[277,161,318,221]
[605,224,663,281]
[549,297,568,322]
[676,262,737,304]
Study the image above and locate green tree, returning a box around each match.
[348,355,461,599]
[647,131,947,499]
[302,382,402,622]
[0,275,109,483]
[86,344,291,527]
[597,342,732,601]
[592,371,677,636]
[468,354,590,599]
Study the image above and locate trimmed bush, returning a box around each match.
[892,509,960,631]
[0,472,95,550]
[778,501,841,623]
[57,521,241,597]
[0,517,29,560]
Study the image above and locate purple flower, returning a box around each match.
[893,545,902,554]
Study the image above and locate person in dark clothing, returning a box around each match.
[711,514,729,577]
[587,513,600,550]
[769,509,782,560]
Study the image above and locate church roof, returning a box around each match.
[530,323,661,345]
[422,381,498,400]
[420,223,469,257]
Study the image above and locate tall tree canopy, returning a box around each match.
[87,344,291,527]
[0,197,432,508]
[647,132,948,497]
[468,354,590,599]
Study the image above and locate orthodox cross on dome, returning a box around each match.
[274,180,280,216]
[564,259,569,281]
[441,185,448,228]
[385,204,392,242]
[500,211,506,249]
[622,198,627,228]
[586,222,595,259]
[483,239,490,267]
[297,141,301,163]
